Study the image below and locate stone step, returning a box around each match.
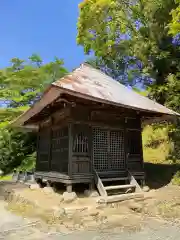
[105,184,136,191]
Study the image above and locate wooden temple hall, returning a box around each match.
[13,64,179,200]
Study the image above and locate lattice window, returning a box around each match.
[73,133,88,153]
[93,128,109,171]
[110,130,125,170]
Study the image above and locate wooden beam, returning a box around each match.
[98,192,144,204]
[48,117,53,171]
[128,171,142,193]
[94,170,107,197]
[105,184,136,191]
[68,123,73,178]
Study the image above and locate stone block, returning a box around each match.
[84,190,99,198]
[143,186,150,192]
[29,184,40,190]
[43,187,54,194]
[62,191,77,203]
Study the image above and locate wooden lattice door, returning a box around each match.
[110,130,125,170]
[93,127,125,172]
[93,128,109,172]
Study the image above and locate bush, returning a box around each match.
[0,128,36,174]
[171,171,180,186]
[142,124,173,164]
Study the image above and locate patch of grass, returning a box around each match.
[142,125,173,164]
[143,142,171,164]
[8,200,69,226]
[157,201,180,219]
[171,171,180,185]
[0,175,12,181]
[142,124,180,187]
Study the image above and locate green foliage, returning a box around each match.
[0,55,68,126]
[0,129,36,174]
[169,0,180,35]
[77,0,180,105]
[171,171,180,185]
[0,55,68,173]
[78,1,180,170]
[17,152,36,172]
[142,124,173,164]
[143,122,180,164]
[0,175,12,181]
[165,74,180,112]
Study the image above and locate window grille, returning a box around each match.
[73,133,89,153]
[72,124,89,156]
[110,130,125,170]
[93,127,125,171]
[93,128,109,171]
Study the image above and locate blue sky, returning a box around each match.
[0,0,88,70]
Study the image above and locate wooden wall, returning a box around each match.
[36,104,144,178]
[36,127,51,172]
[51,126,69,173]
[36,114,69,174]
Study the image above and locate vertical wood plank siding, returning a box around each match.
[51,126,69,173]
[36,127,51,171]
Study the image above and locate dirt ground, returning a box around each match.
[1,181,180,230]
[1,181,180,239]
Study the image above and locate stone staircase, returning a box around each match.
[94,170,144,203]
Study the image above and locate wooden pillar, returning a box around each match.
[68,123,73,177]
[124,117,128,171]
[66,184,72,193]
[140,117,144,172]
[36,127,40,172]
[48,117,53,171]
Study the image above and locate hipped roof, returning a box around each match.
[12,63,180,127]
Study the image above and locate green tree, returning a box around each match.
[169,0,180,35]
[78,0,180,161]
[0,54,68,127]
[0,129,36,174]
[0,55,68,173]
[77,0,180,107]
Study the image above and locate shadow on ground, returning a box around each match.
[145,162,180,189]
